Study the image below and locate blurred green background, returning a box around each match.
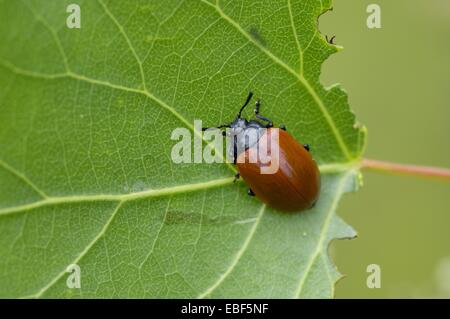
[320,0,450,298]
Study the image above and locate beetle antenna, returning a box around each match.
[237,92,253,118]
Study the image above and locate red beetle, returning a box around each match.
[203,92,320,212]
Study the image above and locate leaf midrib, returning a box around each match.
[0,176,235,216]
[0,160,357,217]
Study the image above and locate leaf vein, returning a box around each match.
[0,177,236,217]
[200,0,354,161]
[287,0,303,74]
[0,59,237,173]
[0,159,48,199]
[20,0,70,71]
[197,204,266,298]
[294,171,350,298]
[23,201,124,298]
[138,197,172,269]
[97,0,147,90]
[0,161,358,217]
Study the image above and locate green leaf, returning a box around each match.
[0,0,365,298]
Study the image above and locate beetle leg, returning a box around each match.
[303,144,310,152]
[255,114,273,128]
[247,188,255,196]
[254,99,261,115]
[279,124,286,131]
[254,99,273,127]
[233,172,240,183]
[233,135,237,165]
